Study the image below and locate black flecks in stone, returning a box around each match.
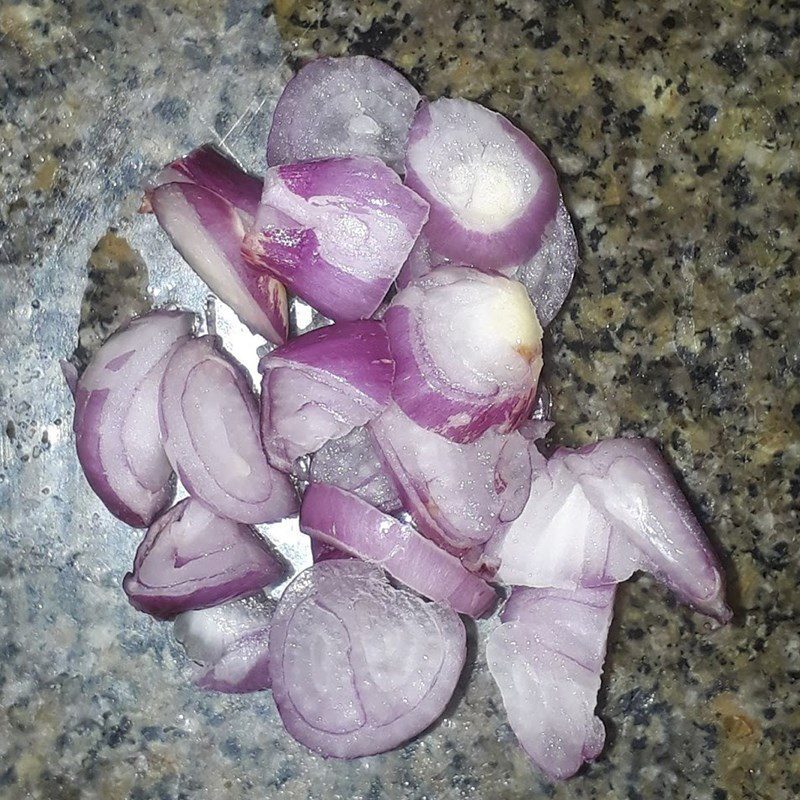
[631,735,647,750]
[221,737,241,757]
[0,767,15,788]
[677,76,690,95]
[661,14,676,29]
[712,789,728,800]
[722,160,754,209]
[270,763,294,789]
[733,326,753,347]
[532,28,560,49]
[763,706,776,720]
[5,420,15,440]
[351,16,401,58]
[712,43,747,79]
[104,715,132,748]
[690,104,718,133]
[141,725,163,741]
[183,41,212,71]
[735,276,755,293]
[586,225,606,252]
[640,35,659,53]
[152,96,190,121]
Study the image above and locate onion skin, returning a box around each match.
[300,483,496,617]
[242,156,429,322]
[488,586,616,780]
[72,309,194,528]
[259,321,393,472]
[123,498,285,620]
[268,561,466,758]
[159,335,298,524]
[404,99,559,270]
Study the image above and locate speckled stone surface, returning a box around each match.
[1,1,798,799]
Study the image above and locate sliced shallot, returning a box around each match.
[487,586,616,780]
[268,561,465,758]
[159,335,298,524]
[368,403,533,553]
[404,98,559,270]
[300,483,496,617]
[485,438,731,622]
[71,309,194,527]
[267,56,420,173]
[259,321,393,472]
[174,592,276,693]
[385,266,543,443]
[123,498,285,619]
[242,156,429,322]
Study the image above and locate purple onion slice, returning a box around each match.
[385,266,543,443]
[267,56,420,173]
[404,98,559,270]
[487,586,616,780]
[174,593,276,693]
[268,561,465,758]
[243,156,429,322]
[368,403,533,553]
[310,539,352,563]
[300,483,496,617]
[150,182,288,344]
[259,321,393,472]
[71,309,194,527]
[159,335,298,524]
[123,498,285,619]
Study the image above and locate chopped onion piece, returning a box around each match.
[71,309,194,527]
[404,98,559,270]
[243,156,429,322]
[159,335,298,524]
[300,483,496,617]
[310,539,352,563]
[150,182,288,344]
[369,403,532,553]
[486,438,731,622]
[395,234,449,290]
[174,593,276,693]
[123,498,285,619]
[259,321,393,472]
[268,561,465,758]
[309,426,401,513]
[488,586,615,780]
[385,266,543,443]
[267,56,420,173]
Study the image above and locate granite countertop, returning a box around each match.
[1,1,798,798]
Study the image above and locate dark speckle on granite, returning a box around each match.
[2,0,799,798]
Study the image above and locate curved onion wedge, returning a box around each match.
[268,561,465,758]
[259,321,393,472]
[300,483,496,617]
[72,309,194,527]
[150,182,288,344]
[123,498,284,619]
[488,586,616,780]
[368,403,532,553]
[243,156,429,322]
[385,266,543,443]
[267,56,420,174]
[404,98,559,270]
[486,438,731,623]
[159,335,298,524]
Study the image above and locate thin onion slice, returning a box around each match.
[485,438,731,623]
[368,403,533,553]
[242,156,429,322]
[259,321,393,472]
[300,483,496,617]
[123,498,285,619]
[404,98,559,270]
[150,182,288,344]
[308,426,401,513]
[267,56,420,174]
[385,266,543,443]
[159,335,298,524]
[72,309,194,527]
[174,593,276,693]
[487,586,616,780]
[268,561,465,758]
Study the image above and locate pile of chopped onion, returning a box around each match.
[63,55,730,780]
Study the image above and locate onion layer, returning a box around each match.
[159,335,298,524]
[72,309,194,527]
[259,321,393,472]
[267,56,420,174]
[243,156,429,322]
[300,483,496,617]
[404,98,559,270]
[488,586,616,780]
[268,561,465,758]
[123,498,285,619]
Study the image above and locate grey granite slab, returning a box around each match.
[1,1,798,799]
